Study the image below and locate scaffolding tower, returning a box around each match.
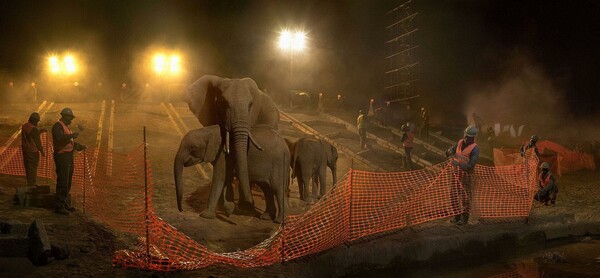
[384,0,419,104]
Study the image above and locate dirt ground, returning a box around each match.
[1,100,599,277]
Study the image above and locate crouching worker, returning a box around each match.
[534,162,558,206]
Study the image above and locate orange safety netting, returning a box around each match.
[493,140,596,176]
[0,133,56,181]
[537,140,596,173]
[493,147,561,176]
[1,133,541,271]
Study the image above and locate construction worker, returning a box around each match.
[445,125,480,225]
[52,108,87,215]
[21,112,46,187]
[534,162,558,206]
[400,124,415,170]
[357,110,368,150]
[419,107,430,140]
[520,135,540,157]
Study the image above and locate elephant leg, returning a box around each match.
[200,158,226,219]
[260,184,276,220]
[223,173,235,217]
[317,167,327,199]
[274,181,287,224]
[300,167,314,204]
[296,167,304,200]
[312,173,319,199]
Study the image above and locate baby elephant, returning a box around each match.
[174,125,290,223]
[286,138,338,204]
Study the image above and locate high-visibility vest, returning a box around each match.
[55,120,74,153]
[403,132,414,148]
[538,172,552,188]
[21,122,38,153]
[357,114,367,129]
[454,139,477,164]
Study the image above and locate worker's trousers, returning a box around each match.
[54,152,74,209]
[22,151,40,186]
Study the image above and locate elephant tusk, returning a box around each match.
[248,132,263,151]
[225,130,230,154]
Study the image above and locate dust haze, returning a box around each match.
[465,54,600,145]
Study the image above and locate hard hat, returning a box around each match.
[531,135,539,142]
[401,124,407,131]
[29,112,40,121]
[540,162,550,169]
[60,108,75,118]
[359,110,364,114]
[464,125,478,137]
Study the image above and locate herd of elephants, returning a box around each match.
[174,75,338,224]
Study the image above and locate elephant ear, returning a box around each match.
[186,75,224,127]
[202,125,223,163]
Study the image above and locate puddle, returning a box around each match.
[349,238,600,277]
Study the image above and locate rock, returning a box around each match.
[542,251,567,263]
[79,244,94,254]
[0,221,13,234]
[51,245,70,260]
[28,219,52,266]
[0,222,29,257]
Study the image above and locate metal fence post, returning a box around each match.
[144,127,150,264]
[83,151,87,214]
[45,134,50,186]
[281,151,286,264]
[348,166,354,241]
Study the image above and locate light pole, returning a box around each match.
[278,29,306,108]
[31,82,37,102]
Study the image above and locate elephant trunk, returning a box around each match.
[232,121,254,210]
[174,151,186,212]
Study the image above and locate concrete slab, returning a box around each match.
[0,222,29,257]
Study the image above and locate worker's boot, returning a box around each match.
[461,213,469,225]
[65,204,76,212]
[54,207,70,215]
[450,215,461,224]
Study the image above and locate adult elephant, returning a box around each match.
[174,125,290,223]
[286,138,338,204]
[186,75,280,211]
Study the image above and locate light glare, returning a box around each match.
[48,54,78,75]
[153,54,166,73]
[64,55,76,74]
[49,56,61,73]
[279,30,306,52]
[170,55,180,73]
[152,53,182,76]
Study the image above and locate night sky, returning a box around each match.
[0,0,598,118]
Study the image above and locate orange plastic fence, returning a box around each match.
[493,140,596,177]
[537,140,596,173]
[0,133,540,271]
